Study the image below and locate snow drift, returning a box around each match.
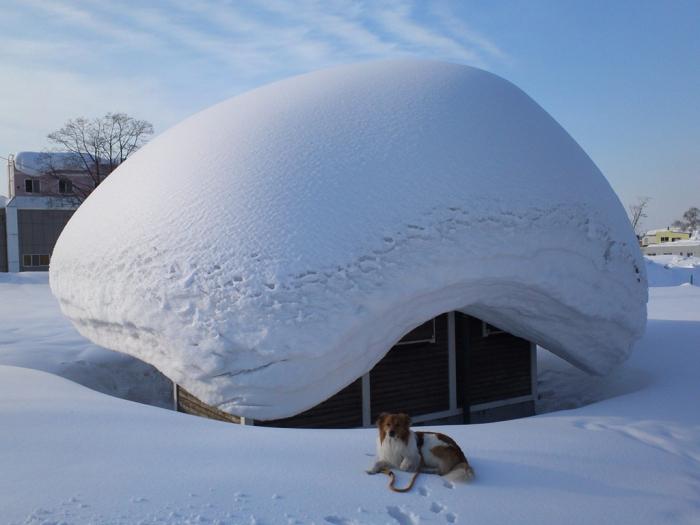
[49,60,647,420]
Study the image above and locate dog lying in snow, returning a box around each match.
[367,413,474,482]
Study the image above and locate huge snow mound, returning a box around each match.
[49,60,647,420]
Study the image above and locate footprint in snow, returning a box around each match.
[430,501,445,514]
[386,505,420,525]
[445,511,458,523]
[324,516,360,525]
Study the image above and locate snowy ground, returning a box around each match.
[645,255,700,287]
[0,273,172,408]
[1,274,700,524]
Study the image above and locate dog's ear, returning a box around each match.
[376,412,389,428]
[399,413,411,427]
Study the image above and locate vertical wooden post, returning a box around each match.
[362,373,371,427]
[172,382,179,412]
[448,311,457,412]
[530,342,538,403]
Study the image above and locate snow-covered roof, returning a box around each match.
[14,151,85,174]
[49,60,648,420]
[644,228,687,236]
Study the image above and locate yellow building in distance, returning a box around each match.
[641,229,691,247]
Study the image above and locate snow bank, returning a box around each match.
[645,255,700,287]
[0,273,172,408]
[2,286,699,524]
[49,59,647,420]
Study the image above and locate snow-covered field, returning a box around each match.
[1,273,699,524]
[646,255,700,287]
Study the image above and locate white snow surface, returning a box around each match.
[49,59,647,420]
[1,283,699,525]
[645,256,700,287]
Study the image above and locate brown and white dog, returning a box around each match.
[367,413,474,482]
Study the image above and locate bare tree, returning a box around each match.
[672,206,700,233]
[628,197,651,236]
[42,112,154,202]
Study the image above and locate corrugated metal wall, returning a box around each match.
[17,209,74,271]
[0,209,7,272]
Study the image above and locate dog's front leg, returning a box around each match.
[366,460,391,475]
[399,457,418,472]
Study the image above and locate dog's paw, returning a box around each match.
[399,458,416,472]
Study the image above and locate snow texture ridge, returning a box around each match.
[49,60,647,420]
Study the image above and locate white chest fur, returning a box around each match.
[376,433,420,468]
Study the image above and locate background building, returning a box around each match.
[1,152,88,272]
[641,228,690,247]
[644,236,700,257]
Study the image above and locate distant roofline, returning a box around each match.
[11,151,111,177]
[644,228,689,236]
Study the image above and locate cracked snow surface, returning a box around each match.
[49,60,647,419]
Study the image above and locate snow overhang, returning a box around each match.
[49,60,648,420]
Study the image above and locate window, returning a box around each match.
[660,236,669,242]
[395,318,436,345]
[59,179,73,194]
[482,322,505,337]
[22,254,50,267]
[24,179,41,193]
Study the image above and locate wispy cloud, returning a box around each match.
[372,1,483,64]
[430,2,506,61]
[0,0,507,164]
[21,0,162,49]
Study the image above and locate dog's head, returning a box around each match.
[376,412,411,444]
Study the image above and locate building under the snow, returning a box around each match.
[49,60,648,429]
[176,313,537,427]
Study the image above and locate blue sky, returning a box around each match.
[1,0,698,230]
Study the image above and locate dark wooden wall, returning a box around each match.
[455,313,531,408]
[370,314,449,421]
[258,379,363,429]
[176,386,242,424]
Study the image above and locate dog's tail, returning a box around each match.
[444,462,475,483]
